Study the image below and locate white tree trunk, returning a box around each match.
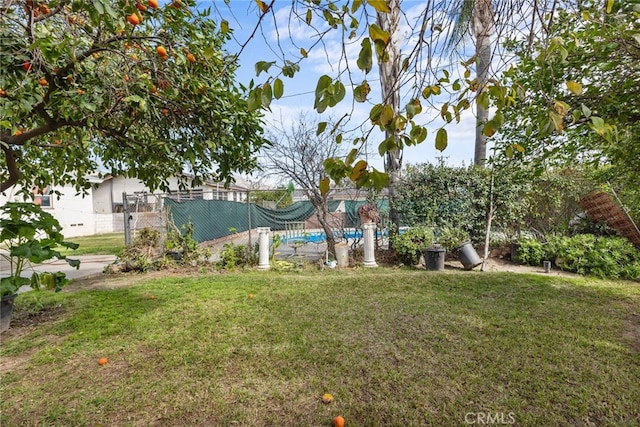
[473,0,494,167]
[377,0,402,232]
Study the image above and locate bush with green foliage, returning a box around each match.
[393,162,527,243]
[516,234,640,280]
[515,237,546,266]
[217,243,257,270]
[390,226,435,266]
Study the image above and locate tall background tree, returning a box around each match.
[0,0,267,194]
[448,0,495,167]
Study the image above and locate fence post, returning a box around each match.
[123,192,131,246]
[247,190,252,250]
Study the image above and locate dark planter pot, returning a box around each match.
[423,245,446,271]
[510,242,520,263]
[459,241,483,270]
[1,294,18,334]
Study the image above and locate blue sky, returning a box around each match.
[203,1,483,171]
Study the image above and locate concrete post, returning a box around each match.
[362,223,378,268]
[257,227,271,270]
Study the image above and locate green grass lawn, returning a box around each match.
[61,233,125,256]
[1,269,638,426]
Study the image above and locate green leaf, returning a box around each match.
[483,121,497,137]
[350,160,368,181]
[367,0,391,13]
[300,48,308,58]
[435,128,448,151]
[581,103,591,118]
[247,88,262,111]
[357,38,373,74]
[345,148,358,165]
[606,0,614,13]
[351,0,364,13]
[255,60,276,76]
[317,121,327,135]
[410,124,427,144]
[369,104,383,123]
[566,80,582,95]
[369,24,390,45]
[354,81,371,103]
[204,47,215,60]
[550,111,564,132]
[305,8,312,25]
[380,104,394,126]
[221,20,229,34]
[369,169,390,191]
[273,78,284,99]
[406,98,422,119]
[319,177,330,195]
[261,82,272,108]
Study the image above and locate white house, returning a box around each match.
[0,174,251,238]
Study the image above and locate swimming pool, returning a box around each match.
[280,229,389,244]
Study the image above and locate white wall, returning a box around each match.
[0,183,96,238]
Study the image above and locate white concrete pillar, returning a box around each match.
[362,223,378,268]
[257,227,271,270]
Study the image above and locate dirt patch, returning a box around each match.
[9,305,67,329]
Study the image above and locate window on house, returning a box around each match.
[34,187,52,208]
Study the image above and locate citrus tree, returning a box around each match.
[0,0,267,194]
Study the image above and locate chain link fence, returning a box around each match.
[122,189,391,261]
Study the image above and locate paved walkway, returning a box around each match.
[1,254,118,293]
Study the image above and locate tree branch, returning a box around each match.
[1,145,20,193]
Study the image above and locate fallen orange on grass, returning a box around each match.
[98,357,108,366]
[322,393,334,404]
[333,415,345,427]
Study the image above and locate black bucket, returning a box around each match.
[423,245,446,271]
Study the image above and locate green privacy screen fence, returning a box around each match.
[164,198,350,243]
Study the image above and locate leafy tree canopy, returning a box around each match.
[493,1,639,188]
[0,0,268,194]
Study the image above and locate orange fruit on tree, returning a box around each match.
[136,2,147,11]
[148,0,159,9]
[98,357,108,366]
[127,13,141,26]
[22,62,32,72]
[156,46,167,57]
[186,53,195,63]
[0,88,6,97]
[333,416,345,427]
[39,78,48,86]
[40,4,50,14]
[171,0,182,8]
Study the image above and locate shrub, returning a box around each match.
[515,237,546,266]
[217,242,257,269]
[517,234,640,280]
[391,226,435,266]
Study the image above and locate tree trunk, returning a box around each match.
[377,0,402,241]
[473,0,494,167]
[311,195,337,257]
